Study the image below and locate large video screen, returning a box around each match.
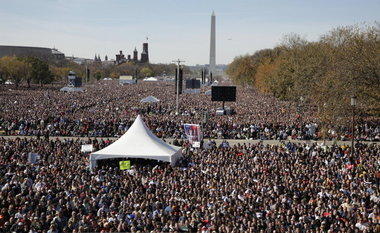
[211,86,236,102]
[186,79,201,89]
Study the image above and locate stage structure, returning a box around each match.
[60,71,84,92]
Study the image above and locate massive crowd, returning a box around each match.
[0,137,379,232]
[1,81,379,141]
[1,81,380,232]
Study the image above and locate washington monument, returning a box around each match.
[209,11,216,77]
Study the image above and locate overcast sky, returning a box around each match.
[0,0,378,65]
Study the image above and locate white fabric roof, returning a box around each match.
[143,77,158,81]
[60,86,84,92]
[90,115,181,169]
[140,96,160,103]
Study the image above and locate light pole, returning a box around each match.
[85,65,88,83]
[350,96,357,157]
[172,59,185,115]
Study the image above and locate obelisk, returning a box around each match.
[209,11,216,77]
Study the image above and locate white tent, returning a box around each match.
[143,77,158,82]
[211,80,219,86]
[89,115,182,169]
[60,86,84,92]
[140,96,160,103]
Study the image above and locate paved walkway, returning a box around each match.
[1,135,378,146]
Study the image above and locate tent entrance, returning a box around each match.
[96,157,168,170]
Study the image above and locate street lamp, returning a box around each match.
[350,96,357,158]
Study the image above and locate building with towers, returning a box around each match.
[94,54,101,62]
[140,43,149,63]
[115,42,149,65]
[115,51,126,64]
[133,47,138,62]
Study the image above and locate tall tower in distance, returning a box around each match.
[133,47,138,61]
[209,11,216,77]
[140,43,149,63]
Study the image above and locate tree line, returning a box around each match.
[0,56,189,87]
[0,56,54,87]
[227,24,380,125]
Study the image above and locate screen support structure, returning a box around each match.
[172,59,185,115]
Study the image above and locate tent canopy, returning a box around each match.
[205,90,212,95]
[90,115,181,169]
[143,77,158,82]
[140,96,160,103]
[60,86,84,92]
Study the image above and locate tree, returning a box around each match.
[94,71,102,80]
[29,57,54,86]
[254,58,280,94]
[17,59,32,87]
[226,48,284,86]
[226,23,380,125]
[51,66,71,83]
[226,55,256,85]
[140,67,154,78]
[0,56,30,87]
[110,71,120,79]
[312,24,380,122]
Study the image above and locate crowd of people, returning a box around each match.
[0,136,379,232]
[1,80,379,141]
[1,80,380,232]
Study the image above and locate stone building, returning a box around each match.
[0,45,65,60]
[115,42,149,65]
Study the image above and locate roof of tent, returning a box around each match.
[60,86,84,92]
[90,115,181,168]
[140,96,160,103]
[143,77,158,81]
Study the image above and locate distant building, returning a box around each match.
[51,48,65,60]
[116,50,126,64]
[140,43,149,63]
[133,48,138,62]
[66,56,93,65]
[119,75,136,84]
[0,45,65,60]
[94,54,102,63]
[115,42,149,65]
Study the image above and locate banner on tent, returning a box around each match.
[183,124,202,146]
[81,144,93,152]
[119,160,131,170]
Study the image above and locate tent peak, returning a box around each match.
[89,114,182,170]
